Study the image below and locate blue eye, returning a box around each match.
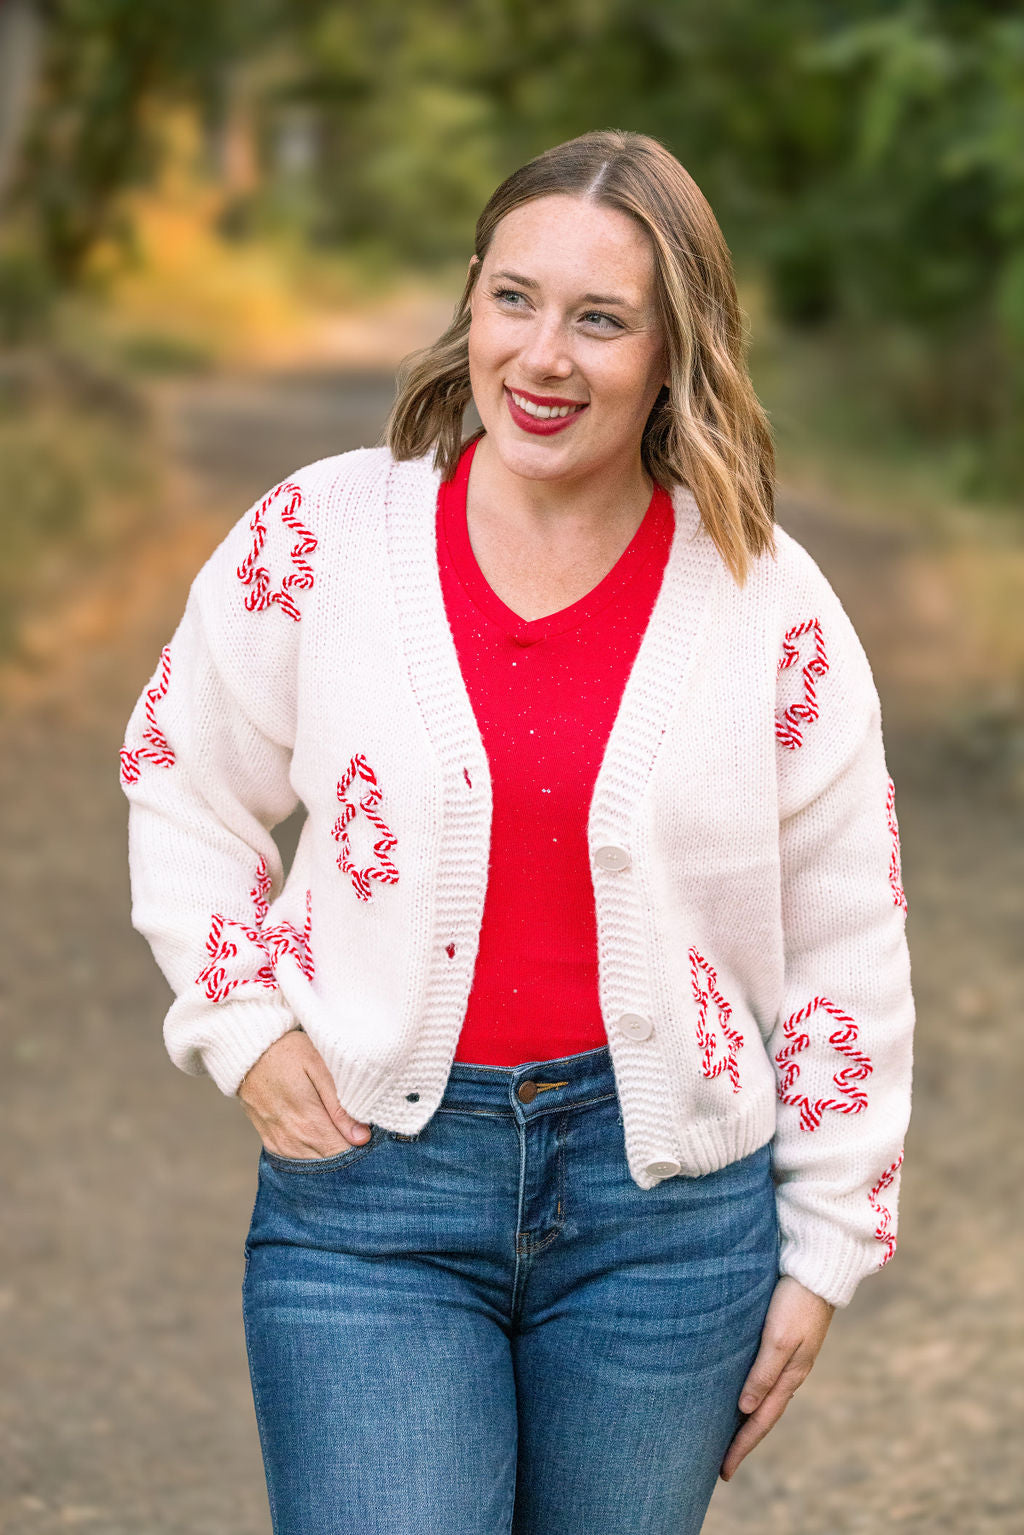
[493,288,527,306]
[581,311,622,330]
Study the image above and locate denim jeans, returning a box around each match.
[242,1044,781,1534]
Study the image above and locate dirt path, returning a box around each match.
[1,371,1021,1534]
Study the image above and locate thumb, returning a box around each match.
[303,1051,371,1143]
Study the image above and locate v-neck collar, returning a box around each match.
[439,436,675,645]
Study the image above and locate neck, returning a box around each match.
[467,434,653,538]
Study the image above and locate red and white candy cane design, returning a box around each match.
[333,755,400,902]
[236,481,317,623]
[119,644,176,785]
[886,775,908,916]
[196,912,278,1002]
[251,856,273,927]
[196,857,315,1000]
[264,886,315,983]
[688,948,744,1093]
[868,1149,903,1265]
[776,617,829,750]
[774,995,873,1130]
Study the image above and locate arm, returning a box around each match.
[722,556,914,1478]
[119,469,320,1094]
[769,594,914,1309]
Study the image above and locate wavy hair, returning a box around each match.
[384,129,775,582]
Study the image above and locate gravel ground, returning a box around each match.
[1,370,1021,1533]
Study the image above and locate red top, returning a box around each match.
[438,437,675,1066]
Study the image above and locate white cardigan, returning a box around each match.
[120,445,914,1308]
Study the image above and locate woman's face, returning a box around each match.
[467,194,669,486]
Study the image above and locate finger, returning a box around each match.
[301,1053,371,1143]
[738,1332,800,1413]
[720,1371,802,1480]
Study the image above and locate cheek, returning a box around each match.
[468,313,510,376]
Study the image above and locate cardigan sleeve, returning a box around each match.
[768,547,915,1308]
[118,464,328,1095]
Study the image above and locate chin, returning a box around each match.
[483,422,593,481]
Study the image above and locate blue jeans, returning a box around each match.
[242,1045,780,1534]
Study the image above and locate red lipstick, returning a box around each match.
[504,385,589,436]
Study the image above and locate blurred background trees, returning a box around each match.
[0,0,1020,564]
[2,0,1021,496]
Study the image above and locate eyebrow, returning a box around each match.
[490,269,638,312]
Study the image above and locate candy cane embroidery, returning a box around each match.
[263,886,315,982]
[688,948,744,1093]
[333,755,400,901]
[119,645,176,785]
[774,996,873,1130]
[196,911,278,1002]
[236,481,317,622]
[868,1150,904,1265]
[196,855,314,1001]
[776,618,829,750]
[886,776,908,916]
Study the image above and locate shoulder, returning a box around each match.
[284,443,398,512]
[763,527,882,788]
[748,524,874,674]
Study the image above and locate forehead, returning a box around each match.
[485,194,656,305]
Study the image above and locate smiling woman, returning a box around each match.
[388,130,776,585]
[121,128,914,1535]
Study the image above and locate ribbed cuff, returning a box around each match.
[164,991,302,1096]
[778,1226,879,1309]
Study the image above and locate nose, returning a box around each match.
[519,312,573,381]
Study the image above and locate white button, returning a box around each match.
[646,1159,681,1180]
[616,1012,653,1041]
[594,844,630,872]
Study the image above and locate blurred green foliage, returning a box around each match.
[1,0,1022,499]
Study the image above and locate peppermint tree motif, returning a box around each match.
[688,947,744,1093]
[775,996,873,1131]
[264,887,315,982]
[886,776,908,916]
[236,480,317,623]
[868,1150,904,1265]
[196,855,314,1001]
[333,754,400,901]
[119,644,176,785]
[776,617,829,749]
[196,911,277,1002]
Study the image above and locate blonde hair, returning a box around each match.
[384,129,775,582]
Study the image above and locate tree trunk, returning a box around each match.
[0,0,43,210]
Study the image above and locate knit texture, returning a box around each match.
[119,444,915,1308]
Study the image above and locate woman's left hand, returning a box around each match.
[719,1275,835,1481]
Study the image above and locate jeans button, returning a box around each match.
[517,1080,539,1104]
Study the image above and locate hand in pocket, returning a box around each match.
[237,1030,372,1160]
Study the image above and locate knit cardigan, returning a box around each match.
[119,444,915,1309]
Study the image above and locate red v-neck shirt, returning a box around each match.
[438,436,675,1066]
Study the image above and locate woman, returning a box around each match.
[120,130,914,1534]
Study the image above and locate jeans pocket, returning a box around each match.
[260,1123,385,1174]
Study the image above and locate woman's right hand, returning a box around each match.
[236,1029,372,1159]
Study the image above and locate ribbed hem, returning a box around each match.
[675,1095,776,1178]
